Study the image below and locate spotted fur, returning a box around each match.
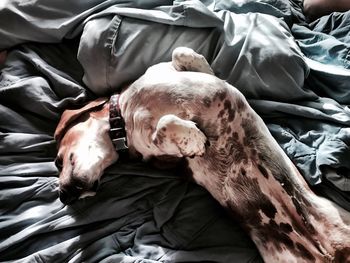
[119,47,350,263]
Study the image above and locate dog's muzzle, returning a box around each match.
[59,179,99,204]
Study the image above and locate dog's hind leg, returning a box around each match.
[152,114,207,158]
[172,47,214,75]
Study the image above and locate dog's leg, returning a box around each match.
[152,114,207,157]
[172,47,214,75]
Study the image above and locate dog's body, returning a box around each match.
[55,48,350,262]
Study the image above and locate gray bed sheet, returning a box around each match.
[1,40,261,263]
[1,0,350,262]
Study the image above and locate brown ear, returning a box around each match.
[54,97,109,144]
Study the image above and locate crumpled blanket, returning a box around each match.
[1,0,350,262]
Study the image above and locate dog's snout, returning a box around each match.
[59,178,99,204]
[59,188,79,205]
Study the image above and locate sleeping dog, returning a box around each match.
[55,47,350,262]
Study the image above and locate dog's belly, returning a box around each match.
[122,65,350,262]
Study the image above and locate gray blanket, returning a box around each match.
[1,0,350,262]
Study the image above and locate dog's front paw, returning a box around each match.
[177,122,207,158]
[152,114,207,158]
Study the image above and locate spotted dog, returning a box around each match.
[55,47,350,262]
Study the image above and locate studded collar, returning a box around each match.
[109,94,128,152]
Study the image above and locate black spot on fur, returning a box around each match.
[261,201,277,219]
[334,247,350,263]
[232,132,239,140]
[281,177,295,197]
[258,164,269,179]
[279,222,293,233]
[214,89,227,101]
[217,109,225,118]
[224,100,236,121]
[236,97,246,111]
[245,219,295,253]
[296,242,316,262]
[224,100,231,110]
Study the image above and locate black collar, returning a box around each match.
[109,94,128,152]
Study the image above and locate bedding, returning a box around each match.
[1,0,350,262]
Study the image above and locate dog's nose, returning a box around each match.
[59,188,79,205]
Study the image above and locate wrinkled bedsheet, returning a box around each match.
[1,0,350,262]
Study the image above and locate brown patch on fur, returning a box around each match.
[213,89,227,102]
[334,247,350,263]
[236,97,246,112]
[250,148,258,159]
[217,109,225,118]
[260,219,295,252]
[223,100,236,122]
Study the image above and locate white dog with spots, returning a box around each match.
[55,47,350,262]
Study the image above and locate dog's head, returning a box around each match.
[54,98,118,204]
